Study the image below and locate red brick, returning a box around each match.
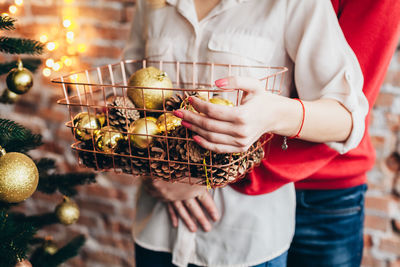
[96,235,134,252]
[364,214,390,232]
[365,196,391,213]
[361,253,386,267]
[104,220,132,235]
[86,184,128,201]
[370,136,385,149]
[375,93,395,107]
[81,250,132,266]
[363,234,373,248]
[379,237,400,255]
[390,259,400,267]
[85,45,123,59]
[109,173,139,186]
[77,215,98,228]
[77,199,115,215]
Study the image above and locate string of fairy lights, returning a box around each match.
[2,0,87,77]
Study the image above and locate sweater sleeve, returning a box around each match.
[284,0,368,154]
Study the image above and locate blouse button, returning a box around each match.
[345,72,351,81]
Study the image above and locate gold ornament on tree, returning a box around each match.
[128,66,173,110]
[6,59,34,95]
[0,147,39,203]
[15,259,32,267]
[72,112,102,141]
[55,196,80,225]
[43,237,58,255]
[128,117,159,149]
[94,126,124,153]
[0,89,19,104]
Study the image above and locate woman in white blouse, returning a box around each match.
[123,0,368,266]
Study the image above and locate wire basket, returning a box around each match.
[54,60,287,188]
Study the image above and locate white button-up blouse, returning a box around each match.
[123,0,368,266]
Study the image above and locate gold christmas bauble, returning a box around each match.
[0,89,19,104]
[6,60,33,95]
[127,67,173,110]
[55,197,80,225]
[209,97,234,107]
[94,126,124,153]
[72,112,101,141]
[43,240,58,255]
[15,259,32,267]
[128,117,159,149]
[0,152,39,203]
[156,113,182,133]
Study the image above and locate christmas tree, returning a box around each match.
[0,15,96,267]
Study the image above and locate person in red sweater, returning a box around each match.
[144,0,400,266]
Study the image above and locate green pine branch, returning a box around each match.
[0,37,44,55]
[36,158,96,197]
[0,210,37,266]
[0,16,16,31]
[0,118,42,153]
[0,58,42,75]
[13,212,58,229]
[30,235,85,267]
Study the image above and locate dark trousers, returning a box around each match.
[287,184,367,267]
[135,244,288,267]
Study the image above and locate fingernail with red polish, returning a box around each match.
[181,121,191,128]
[188,96,193,104]
[193,135,201,143]
[215,78,228,88]
[173,110,184,118]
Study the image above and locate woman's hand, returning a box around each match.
[143,179,220,232]
[173,76,282,154]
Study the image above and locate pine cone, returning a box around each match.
[78,141,113,170]
[107,96,140,132]
[165,92,199,111]
[149,139,189,180]
[116,142,150,175]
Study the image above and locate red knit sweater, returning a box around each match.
[232,0,400,195]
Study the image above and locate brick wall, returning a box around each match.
[0,0,399,266]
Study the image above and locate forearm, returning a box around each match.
[269,95,352,143]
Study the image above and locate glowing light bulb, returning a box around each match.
[63,19,71,28]
[15,0,23,6]
[39,35,48,43]
[63,56,72,66]
[46,58,55,68]
[47,42,56,51]
[64,0,74,3]
[43,68,51,77]
[2,13,9,17]
[53,62,61,71]
[66,31,74,43]
[9,5,17,14]
[67,46,76,55]
[77,44,87,53]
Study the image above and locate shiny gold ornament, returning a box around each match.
[6,60,34,95]
[15,259,32,267]
[55,196,80,225]
[128,67,173,110]
[96,113,107,127]
[94,126,124,153]
[209,97,234,107]
[0,149,39,203]
[43,240,58,255]
[72,112,101,141]
[156,113,182,133]
[129,117,159,149]
[0,89,19,104]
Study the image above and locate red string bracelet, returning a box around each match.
[281,98,305,150]
[289,98,305,139]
